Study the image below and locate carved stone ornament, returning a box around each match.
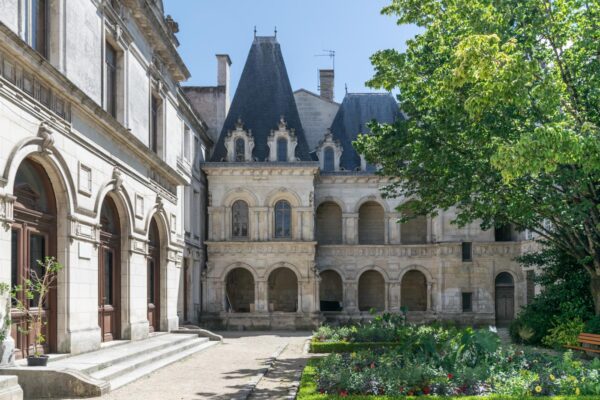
[155,194,164,211]
[112,167,124,192]
[38,122,54,155]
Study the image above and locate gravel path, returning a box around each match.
[85,331,311,400]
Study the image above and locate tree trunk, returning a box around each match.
[591,273,600,316]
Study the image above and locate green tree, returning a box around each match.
[355,0,600,312]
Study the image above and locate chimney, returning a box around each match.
[216,54,231,126]
[319,69,334,102]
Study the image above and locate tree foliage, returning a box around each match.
[355,0,600,312]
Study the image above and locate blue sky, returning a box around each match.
[163,1,419,102]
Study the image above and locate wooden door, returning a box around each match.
[495,286,514,326]
[98,246,119,341]
[147,255,160,332]
[11,226,56,358]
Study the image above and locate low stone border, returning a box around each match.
[284,337,314,400]
[238,343,288,400]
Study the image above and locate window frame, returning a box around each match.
[276,137,288,162]
[273,200,292,239]
[462,292,473,312]
[231,200,249,239]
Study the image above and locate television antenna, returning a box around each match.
[314,50,335,70]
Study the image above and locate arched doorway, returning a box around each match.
[400,202,427,244]
[401,270,427,311]
[358,270,385,311]
[98,196,121,341]
[225,268,255,312]
[319,270,343,311]
[358,202,384,244]
[11,158,58,357]
[147,218,161,332]
[268,267,298,312]
[495,272,515,326]
[316,202,342,244]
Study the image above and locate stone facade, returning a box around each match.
[199,36,538,330]
[0,0,210,359]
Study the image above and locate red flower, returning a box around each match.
[422,386,431,395]
[447,373,454,379]
[339,390,348,397]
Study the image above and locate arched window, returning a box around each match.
[235,138,245,162]
[274,200,291,238]
[323,147,335,172]
[277,137,288,162]
[232,200,249,238]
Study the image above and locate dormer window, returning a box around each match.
[235,138,245,162]
[225,118,254,162]
[323,147,334,171]
[277,138,288,162]
[267,117,298,162]
[316,129,342,172]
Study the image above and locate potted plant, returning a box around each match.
[11,256,63,367]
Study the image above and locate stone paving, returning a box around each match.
[83,331,311,400]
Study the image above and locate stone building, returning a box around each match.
[199,35,536,330]
[0,0,211,359]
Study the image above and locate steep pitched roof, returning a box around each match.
[329,93,401,171]
[210,36,311,162]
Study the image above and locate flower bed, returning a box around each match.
[305,323,600,398]
[310,341,402,353]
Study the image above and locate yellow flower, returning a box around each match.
[549,374,555,381]
[576,387,581,396]
[535,386,542,393]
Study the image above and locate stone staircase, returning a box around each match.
[0,332,220,398]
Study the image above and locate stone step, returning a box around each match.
[90,337,209,381]
[50,333,200,375]
[106,339,217,391]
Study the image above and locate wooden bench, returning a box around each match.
[565,333,600,353]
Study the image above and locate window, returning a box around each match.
[526,270,535,304]
[235,138,245,162]
[462,292,473,312]
[277,138,287,162]
[105,42,118,118]
[274,200,291,238]
[31,0,48,57]
[462,242,472,261]
[323,147,334,172]
[183,126,191,162]
[232,200,249,238]
[150,94,161,153]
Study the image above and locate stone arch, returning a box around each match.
[316,201,342,244]
[263,261,302,281]
[354,195,389,213]
[143,201,173,248]
[220,262,259,282]
[222,187,260,207]
[400,201,428,244]
[265,187,302,208]
[146,213,171,331]
[398,265,434,284]
[319,270,343,311]
[358,269,386,311]
[225,268,255,313]
[401,270,428,311]
[267,267,298,312]
[358,201,385,244]
[93,176,136,231]
[316,196,348,213]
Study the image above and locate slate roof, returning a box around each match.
[329,93,401,171]
[210,36,312,162]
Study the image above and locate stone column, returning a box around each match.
[427,282,433,311]
[388,282,401,312]
[0,194,15,365]
[388,213,401,244]
[255,280,268,312]
[126,239,150,341]
[343,213,358,244]
[343,281,359,313]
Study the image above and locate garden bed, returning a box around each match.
[306,316,600,398]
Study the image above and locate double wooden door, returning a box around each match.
[147,252,160,332]
[495,286,515,326]
[10,223,56,358]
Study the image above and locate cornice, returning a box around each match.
[317,173,391,184]
[202,162,319,176]
[0,23,187,188]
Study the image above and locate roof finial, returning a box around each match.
[254,26,257,38]
[345,83,348,95]
[274,26,277,37]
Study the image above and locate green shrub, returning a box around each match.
[310,341,402,353]
[510,246,593,346]
[584,315,600,334]
[542,318,585,348]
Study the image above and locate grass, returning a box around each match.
[297,358,597,400]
